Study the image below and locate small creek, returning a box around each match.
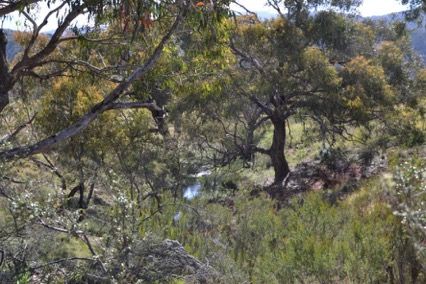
[183,169,211,200]
[174,169,212,223]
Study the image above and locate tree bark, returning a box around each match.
[0,29,11,112]
[0,0,42,17]
[0,91,9,113]
[86,182,95,208]
[270,114,290,186]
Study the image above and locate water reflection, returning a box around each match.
[183,169,211,200]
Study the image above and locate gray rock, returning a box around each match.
[126,239,219,283]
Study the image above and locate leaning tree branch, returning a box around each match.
[230,38,266,76]
[11,3,88,77]
[0,0,41,17]
[22,67,72,80]
[37,1,68,34]
[24,59,134,83]
[0,2,187,162]
[267,0,285,18]
[57,35,126,44]
[231,1,260,19]
[21,1,68,60]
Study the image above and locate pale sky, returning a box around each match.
[232,0,407,17]
[1,0,409,31]
[358,0,406,16]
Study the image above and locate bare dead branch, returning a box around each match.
[0,113,36,145]
[108,101,163,112]
[29,256,96,271]
[81,233,107,273]
[231,1,260,19]
[1,176,26,184]
[37,218,84,235]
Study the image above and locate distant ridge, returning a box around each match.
[2,29,21,60]
[252,11,426,62]
[371,12,426,62]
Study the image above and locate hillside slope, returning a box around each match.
[372,12,426,61]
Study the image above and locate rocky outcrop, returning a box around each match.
[19,239,219,283]
[126,239,219,283]
[267,151,388,202]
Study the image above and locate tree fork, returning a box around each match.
[68,183,85,209]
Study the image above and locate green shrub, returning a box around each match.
[390,159,426,279]
[129,174,425,283]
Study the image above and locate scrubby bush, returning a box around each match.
[147,186,424,283]
[390,159,426,276]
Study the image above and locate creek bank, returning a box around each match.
[265,152,388,202]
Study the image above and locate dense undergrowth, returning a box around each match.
[145,157,426,283]
[1,136,424,283]
[0,0,425,283]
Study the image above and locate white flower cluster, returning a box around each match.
[392,160,426,255]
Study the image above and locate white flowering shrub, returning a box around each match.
[392,160,426,260]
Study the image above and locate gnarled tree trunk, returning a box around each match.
[0,29,11,113]
[270,114,290,186]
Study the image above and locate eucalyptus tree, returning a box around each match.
[223,1,399,186]
[0,0,231,162]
